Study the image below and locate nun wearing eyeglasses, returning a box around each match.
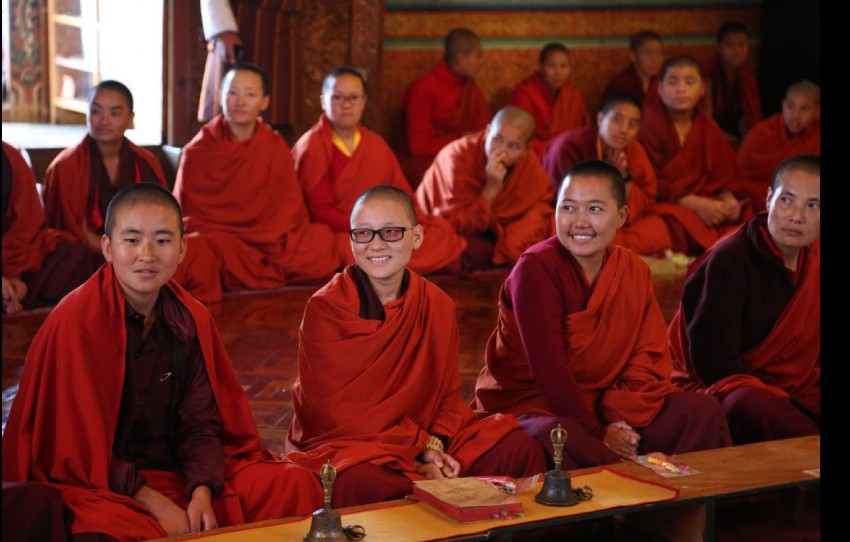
[292,66,467,277]
[285,184,546,508]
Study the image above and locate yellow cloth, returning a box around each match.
[146,468,677,541]
[331,128,361,157]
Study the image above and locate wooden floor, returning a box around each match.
[1,266,819,541]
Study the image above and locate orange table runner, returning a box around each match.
[150,467,677,541]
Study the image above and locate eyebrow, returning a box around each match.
[118,228,176,235]
[561,198,608,204]
[91,101,125,110]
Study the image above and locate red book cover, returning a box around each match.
[413,477,524,523]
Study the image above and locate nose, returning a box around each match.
[138,240,156,260]
[368,234,389,248]
[574,208,591,225]
[789,205,805,223]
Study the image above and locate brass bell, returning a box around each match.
[304,461,348,542]
[535,424,578,507]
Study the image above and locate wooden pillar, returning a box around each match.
[350,0,384,133]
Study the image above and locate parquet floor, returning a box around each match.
[1,266,819,541]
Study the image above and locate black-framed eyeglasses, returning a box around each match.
[348,227,413,243]
[328,94,366,105]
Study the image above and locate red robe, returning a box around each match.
[42,135,167,246]
[638,98,750,250]
[542,126,671,254]
[510,72,590,158]
[703,55,763,138]
[2,142,72,278]
[669,227,820,402]
[2,264,320,540]
[173,115,340,300]
[475,243,678,428]
[286,267,520,475]
[400,60,490,188]
[291,114,467,274]
[601,65,659,108]
[415,131,554,266]
[737,113,821,211]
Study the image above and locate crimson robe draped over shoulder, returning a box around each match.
[2,142,72,278]
[415,131,554,265]
[173,115,340,293]
[42,135,167,245]
[703,55,763,134]
[399,61,490,188]
[510,73,590,158]
[2,265,312,540]
[737,113,820,208]
[542,126,671,254]
[403,61,490,158]
[669,225,820,402]
[601,65,659,108]
[638,98,749,250]
[475,243,678,427]
[291,115,466,274]
[285,267,519,475]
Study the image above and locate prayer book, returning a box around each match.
[413,477,524,523]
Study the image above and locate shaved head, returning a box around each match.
[786,80,820,105]
[444,27,481,63]
[489,106,536,144]
[772,154,820,192]
[661,55,703,80]
[559,159,627,208]
[104,183,184,238]
[351,184,417,226]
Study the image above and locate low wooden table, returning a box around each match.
[151,435,819,542]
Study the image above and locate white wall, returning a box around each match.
[98,0,163,145]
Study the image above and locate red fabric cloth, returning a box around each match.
[541,126,670,254]
[2,264,320,539]
[42,135,167,246]
[173,115,340,297]
[399,61,490,189]
[403,60,490,157]
[703,55,763,134]
[475,242,679,429]
[2,481,68,542]
[510,73,590,157]
[601,65,659,108]
[415,131,554,265]
[669,230,820,402]
[737,113,821,209]
[286,267,521,476]
[2,141,72,278]
[292,115,467,274]
[638,98,750,250]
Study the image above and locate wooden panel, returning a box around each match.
[237,0,298,130]
[350,0,384,131]
[163,0,204,146]
[162,0,384,144]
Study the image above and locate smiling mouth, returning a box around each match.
[369,256,390,262]
[570,233,595,240]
